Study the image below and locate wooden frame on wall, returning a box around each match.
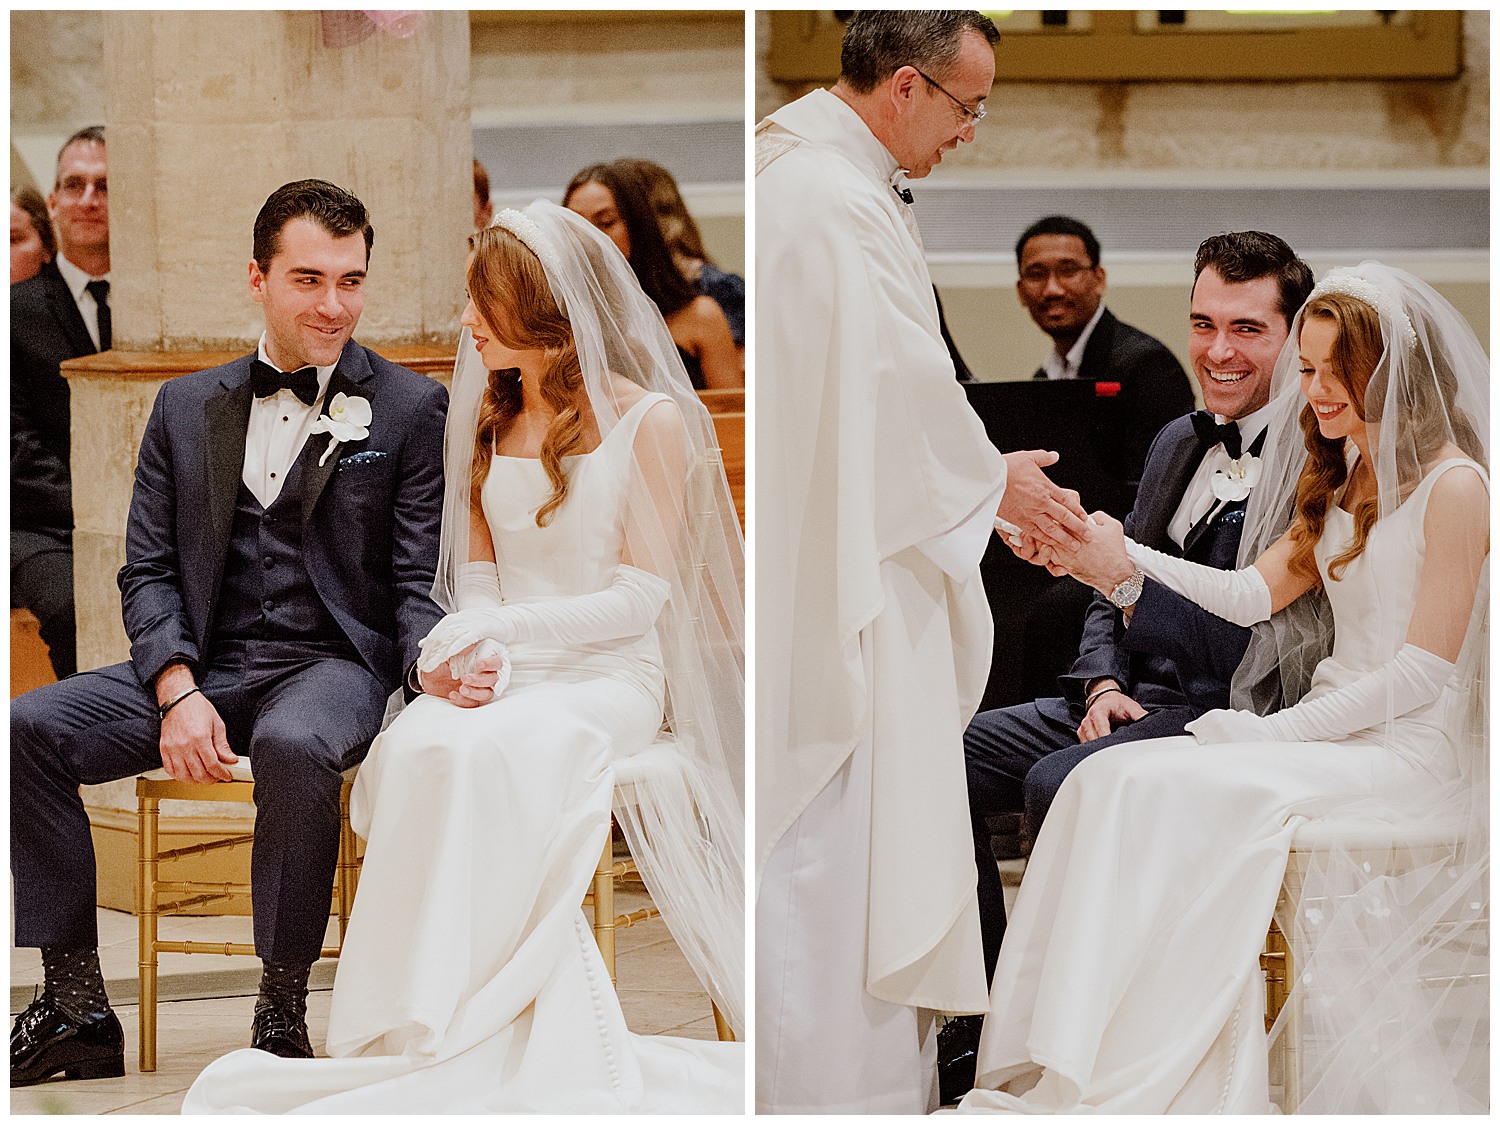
[766,10,1463,84]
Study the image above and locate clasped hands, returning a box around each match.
[995,451,1134,597]
[417,635,510,708]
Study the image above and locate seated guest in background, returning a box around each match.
[563,160,742,389]
[472,158,493,231]
[11,125,112,681]
[11,185,56,285]
[1011,216,1196,695]
[939,231,1313,1102]
[618,157,746,352]
[1018,214,1194,502]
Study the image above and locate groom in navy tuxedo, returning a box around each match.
[10,180,464,1085]
[939,231,1314,1101]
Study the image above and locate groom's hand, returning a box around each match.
[1051,511,1135,596]
[1077,684,1147,742]
[997,450,1088,551]
[418,645,499,708]
[156,666,236,784]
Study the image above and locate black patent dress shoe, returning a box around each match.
[250,1004,313,1058]
[10,995,125,1088]
[937,1013,984,1106]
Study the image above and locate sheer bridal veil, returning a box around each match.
[433,202,746,1035]
[1235,262,1487,1112]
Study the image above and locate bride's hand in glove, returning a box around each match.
[1185,708,1283,744]
[418,640,510,708]
[1000,528,1067,577]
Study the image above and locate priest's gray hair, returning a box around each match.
[838,10,1000,94]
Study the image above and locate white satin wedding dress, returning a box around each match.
[959,457,1485,1114]
[184,393,742,1113]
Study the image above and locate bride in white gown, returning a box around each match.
[185,202,745,1113]
[959,263,1487,1114]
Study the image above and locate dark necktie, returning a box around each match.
[250,359,319,406]
[85,279,111,352]
[1190,409,1243,460]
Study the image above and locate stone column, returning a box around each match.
[71,10,470,671]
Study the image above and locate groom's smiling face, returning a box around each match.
[249,217,368,371]
[1188,267,1288,420]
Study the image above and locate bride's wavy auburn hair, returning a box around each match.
[1288,291,1484,582]
[466,225,584,527]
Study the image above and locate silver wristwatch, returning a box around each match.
[1107,565,1145,609]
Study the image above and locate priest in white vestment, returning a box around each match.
[755,11,1089,1114]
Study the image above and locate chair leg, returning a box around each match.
[712,1001,735,1043]
[137,792,161,1073]
[593,835,616,986]
[337,784,356,948]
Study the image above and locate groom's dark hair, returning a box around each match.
[839,10,1000,94]
[1193,231,1314,329]
[253,179,374,269]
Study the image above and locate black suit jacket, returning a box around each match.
[12,260,98,539]
[117,340,448,693]
[1033,307,1194,502]
[1057,413,1251,715]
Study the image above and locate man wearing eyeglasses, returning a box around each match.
[1016,215,1193,503]
[12,125,113,681]
[756,10,1088,1114]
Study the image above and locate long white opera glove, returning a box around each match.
[1187,643,1455,745]
[417,563,671,674]
[441,561,512,695]
[1124,538,1272,627]
[455,560,503,609]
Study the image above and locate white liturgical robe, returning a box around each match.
[755,89,1006,1112]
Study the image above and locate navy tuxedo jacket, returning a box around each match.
[1057,413,1251,715]
[12,260,98,538]
[118,340,448,693]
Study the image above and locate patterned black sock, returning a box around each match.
[255,959,312,1019]
[39,946,111,1023]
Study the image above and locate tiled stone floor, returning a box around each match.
[11,884,720,1115]
[12,861,1020,1114]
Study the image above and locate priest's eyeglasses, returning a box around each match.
[913,69,986,126]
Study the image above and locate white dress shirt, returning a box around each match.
[1041,300,1106,381]
[1167,399,1276,549]
[54,253,110,352]
[242,334,335,508]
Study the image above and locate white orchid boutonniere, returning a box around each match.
[1210,453,1262,502]
[310,393,372,466]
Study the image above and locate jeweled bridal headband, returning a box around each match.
[490,207,564,277]
[1308,271,1419,351]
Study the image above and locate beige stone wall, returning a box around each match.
[12,11,745,318]
[470,11,744,126]
[755,10,1489,172]
[103,11,471,352]
[12,11,471,351]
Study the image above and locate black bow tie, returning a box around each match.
[1191,410,1244,460]
[251,360,319,406]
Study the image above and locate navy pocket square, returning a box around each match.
[336,450,388,471]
